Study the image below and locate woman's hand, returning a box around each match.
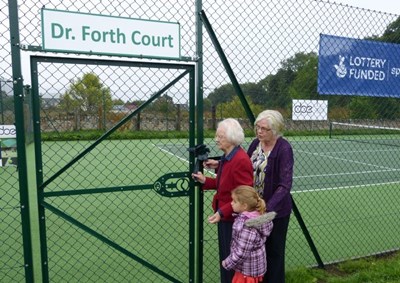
[203,159,219,169]
[208,211,221,224]
[191,171,206,183]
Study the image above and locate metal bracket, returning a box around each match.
[153,172,191,197]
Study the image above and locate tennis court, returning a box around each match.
[156,134,400,263]
[154,136,400,191]
[2,131,399,282]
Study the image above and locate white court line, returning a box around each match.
[292,180,400,194]
[154,144,398,185]
[316,148,400,155]
[152,143,216,177]
[296,149,396,170]
[294,168,400,179]
[152,143,189,163]
[291,139,400,145]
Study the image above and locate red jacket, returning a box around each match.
[203,146,253,222]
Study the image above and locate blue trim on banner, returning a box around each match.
[318,34,400,98]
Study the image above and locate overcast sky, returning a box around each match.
[334,0,400,15]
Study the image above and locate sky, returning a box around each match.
[334,0,400,15]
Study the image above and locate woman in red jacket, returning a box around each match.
[192,118,253,283]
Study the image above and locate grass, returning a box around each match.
[286,251,400,283]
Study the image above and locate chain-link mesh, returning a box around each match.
[2,0,400,282]
[0,166,24,282]
[200,1,399,280]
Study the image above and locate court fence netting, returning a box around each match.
[1,0,399,282]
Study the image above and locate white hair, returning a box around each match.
[217,118,245,146]
[255,110,285,137]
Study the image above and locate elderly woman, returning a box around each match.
[247,110,294,283]
[192,118,253,283]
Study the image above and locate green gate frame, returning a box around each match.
[30,56,199,283]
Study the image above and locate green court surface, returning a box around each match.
[155,136,400,267]
[2,136,399,281]
[40,136,399,254]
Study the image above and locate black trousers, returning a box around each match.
[217,221,234,283]
[263,215,290,283]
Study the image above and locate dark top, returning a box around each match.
[247,137,294,218]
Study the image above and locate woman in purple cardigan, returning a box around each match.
[247,110,294,283]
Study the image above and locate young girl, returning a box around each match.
[222,185,276,283]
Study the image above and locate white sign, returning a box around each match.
[41,9,181,59]
[0,125,16,138]
[292,100,328,121]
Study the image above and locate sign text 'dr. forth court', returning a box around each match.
[41,9,181,59]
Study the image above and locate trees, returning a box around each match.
[59,73,112,130]
[379,16,400,43]
[259,68,295,110]
[0,83,14,124]
[205,82,266,113]
[206,83,235,106]
[218,96,263,119]
[241,82,267,106]
[148,94,175,115]
[0,90,13,112]
[288,53,318,100]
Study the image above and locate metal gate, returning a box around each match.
[30,55,198,282]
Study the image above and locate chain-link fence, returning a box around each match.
[1,0,399,282]
[200,2,400,282]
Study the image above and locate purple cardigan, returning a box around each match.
[247,137,294,218]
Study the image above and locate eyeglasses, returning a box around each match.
[255,125,272,132]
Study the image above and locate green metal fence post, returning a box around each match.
[195,1,204,282]
[291,195,324,269]
[188,68,197,283]
[199,9,255,125]
[8,0,35,282]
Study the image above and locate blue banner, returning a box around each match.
[318,34,400,98]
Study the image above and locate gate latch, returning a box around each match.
[153,172,191,197]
